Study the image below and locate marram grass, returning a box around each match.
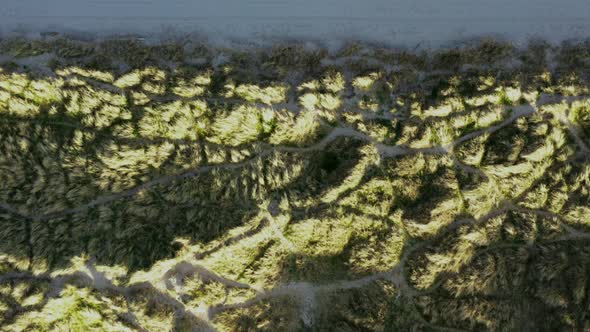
[0,37,589,331]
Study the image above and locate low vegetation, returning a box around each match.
[0,36,589,331]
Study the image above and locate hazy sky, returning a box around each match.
[2,0,590,46]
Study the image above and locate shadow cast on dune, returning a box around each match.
[0,37,590,331]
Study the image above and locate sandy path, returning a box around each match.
[2,96,583,221]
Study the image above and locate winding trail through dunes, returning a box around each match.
[2,33,590,331]
[2,191,590,331]
[1,96,586,222]
[449,104,535,148]
[0,108,525,221]
[1,66,589,328]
